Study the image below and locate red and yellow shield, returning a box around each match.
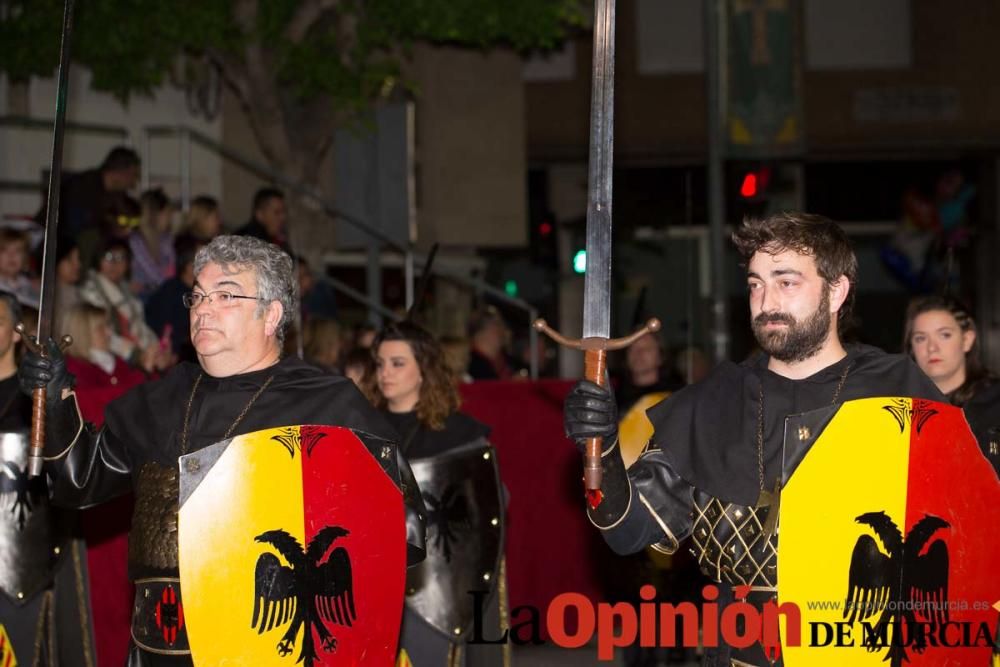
[178,425,406,666]
[619,391,669,469]
[779,398,1000,666]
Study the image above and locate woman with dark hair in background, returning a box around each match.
[905,294,999,473]
[366,321,506,667]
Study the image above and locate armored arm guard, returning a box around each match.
[44,391,133,509]
[588,441,694,556]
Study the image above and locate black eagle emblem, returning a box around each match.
[1,461,46,531]
[882,399,938,435]
[423,484,469,563]
[844,511,950,666]
[252,527,356,665]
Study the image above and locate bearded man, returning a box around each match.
[564,212,943,666]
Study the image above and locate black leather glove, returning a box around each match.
[564,380,618,452]
[18,337,75,405]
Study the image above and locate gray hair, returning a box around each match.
[193,235,298,344]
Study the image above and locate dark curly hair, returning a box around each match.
[732,212,858,329]
[366,321,459,430]
[903,295,995,405]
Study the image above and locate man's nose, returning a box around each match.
[760,286,780,313]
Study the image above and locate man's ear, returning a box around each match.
[829,275,850,315]
[264,300,284,337]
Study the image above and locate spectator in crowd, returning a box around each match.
[302,317,342,372]
[80,238,171,372]
[341,346,374,388]
[54,146,140,238]
[236,187,289,251]
[178,195,223,244]
[53,236,83,334]
[0,227,40,309]
[77,193,141,271]
[129,188,176,299]
[905,294,999,473]
[674,345,711,386]
[63,303,149,390]
[144,236,202,363]
[352,322,378,351]
[297,255,338,322]
[0,291,31,429]
[467,305,523,380]
[439,334,472,383]
[615,331,683,414]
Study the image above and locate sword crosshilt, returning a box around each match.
[14,0,76,477]
[535,0,659,494]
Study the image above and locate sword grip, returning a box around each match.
[583,348,608,491]
[28,386,46,477]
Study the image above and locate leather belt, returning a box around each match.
[131,577,190,655]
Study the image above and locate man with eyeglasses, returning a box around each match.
[19,235,426,666]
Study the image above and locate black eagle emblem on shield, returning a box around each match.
[843,511,950,667]
[251,526,356,665]
[1,460,46,531]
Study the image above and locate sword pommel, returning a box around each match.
[535,317,661,491]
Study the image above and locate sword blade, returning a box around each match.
[582,0,615,340]
[36,0,76,342]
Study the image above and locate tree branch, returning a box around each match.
[285,0,341,44]
[205,48,251,104]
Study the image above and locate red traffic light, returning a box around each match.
[539,221,553,237]
[739,167,772,199]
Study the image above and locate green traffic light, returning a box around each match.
[573,249,587,274]
[504,279,518,297]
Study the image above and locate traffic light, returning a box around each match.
[739,166,772,199]
[729,161,800,218]
[530,211,558,266]
[572,249,587,274]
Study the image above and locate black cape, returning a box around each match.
[956,379,1000,475]
[646,344,944,506]
[105,356,398,466]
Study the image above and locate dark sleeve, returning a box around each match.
[467,353,498,380]
[43,391,133,509]
[585,438,694,556]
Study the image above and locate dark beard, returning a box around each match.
[752,289,832,363]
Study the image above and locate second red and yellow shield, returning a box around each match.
[178,425,407,666]
[779,398,1000,666]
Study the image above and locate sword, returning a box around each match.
[15,0,76,478]
[534,0,659,496]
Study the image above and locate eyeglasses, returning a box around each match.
[182,290,264,309]
[102,251,129,263]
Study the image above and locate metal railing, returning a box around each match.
[143,124,541,378]
[0,115,130,194]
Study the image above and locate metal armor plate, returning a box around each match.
[0,430,69,605]
[405,437,505,639]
